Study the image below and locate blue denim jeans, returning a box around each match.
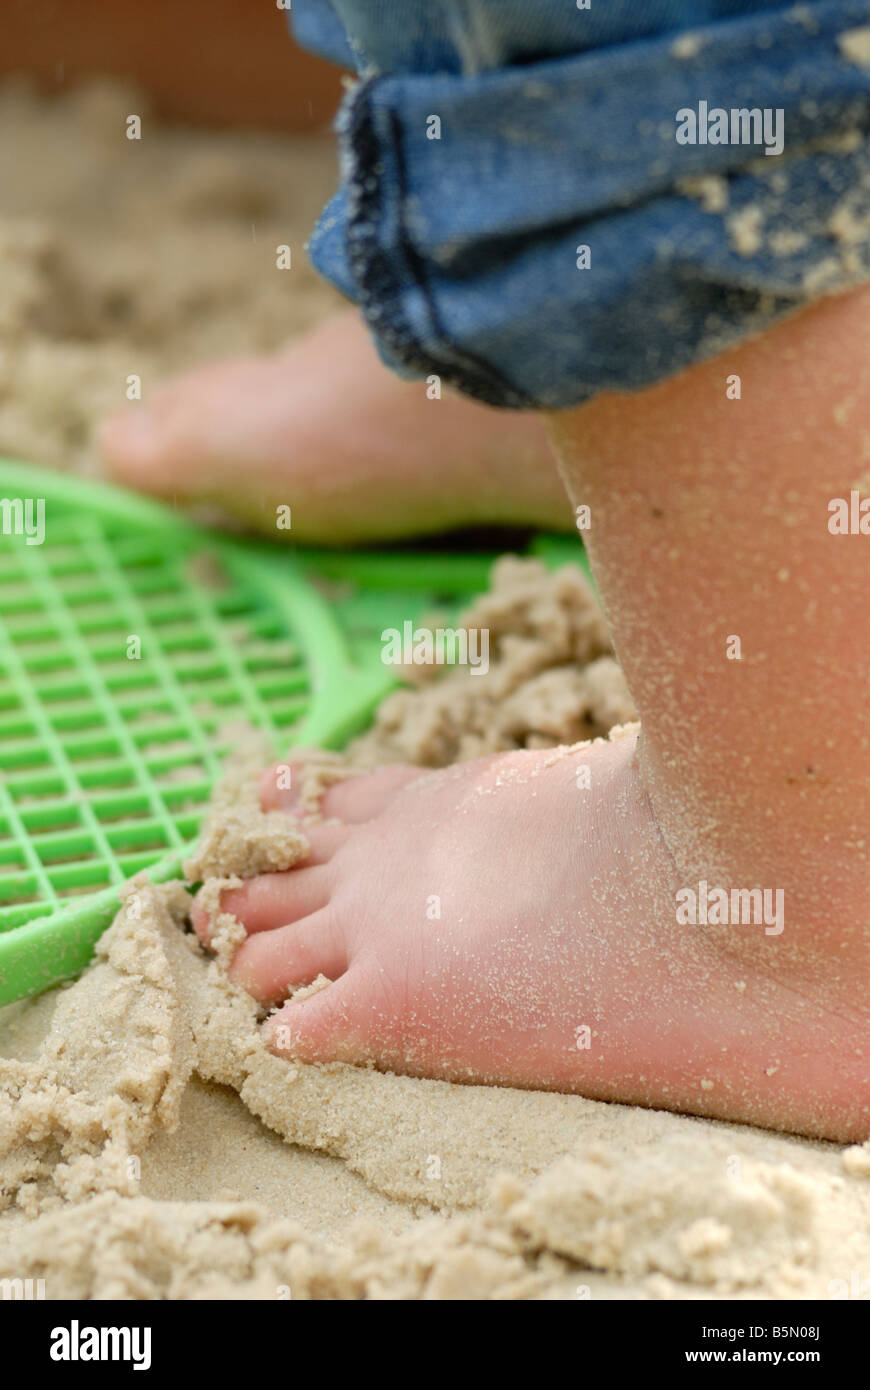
[293,2,870,409]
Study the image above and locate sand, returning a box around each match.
[0,76,341,477]
[1,79,869,1302]
[2,561,870,1301]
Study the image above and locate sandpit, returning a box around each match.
[1,79,869,1302]
[2,559,870,1301]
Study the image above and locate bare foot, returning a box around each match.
[99,309,571,543]
[191,731,870,1142]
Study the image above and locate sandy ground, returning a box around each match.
[1,80,869,1301]
[2,562,870,1301]
[0,76,341,476]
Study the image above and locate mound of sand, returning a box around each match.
[1,76,868,1302]
[2,560,869,1301]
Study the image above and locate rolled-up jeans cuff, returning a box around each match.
[308,1,870,409]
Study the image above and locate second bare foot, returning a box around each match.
[100,309,571,543]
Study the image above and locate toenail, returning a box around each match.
[261,764,299,812]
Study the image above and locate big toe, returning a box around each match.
[264,966,377,1061]
[98,354,288,520]
[232,909,346,1002]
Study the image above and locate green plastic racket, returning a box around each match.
[0,459,586,1004]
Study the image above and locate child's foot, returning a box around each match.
[99,310,570,543]
[191,730,870,1142]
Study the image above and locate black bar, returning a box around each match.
[0,1298,862,1374]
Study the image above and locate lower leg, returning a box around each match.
[547,284,870,983]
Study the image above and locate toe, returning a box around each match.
[299,821,352,863]
[98,376,200,498]
[263,965,375,1060]
[99,355,287,521]
[231,909,346,1001]
[258,763,304,812]
[261,761,422,823]
[318,765,423,821]
[191,865,331,944]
